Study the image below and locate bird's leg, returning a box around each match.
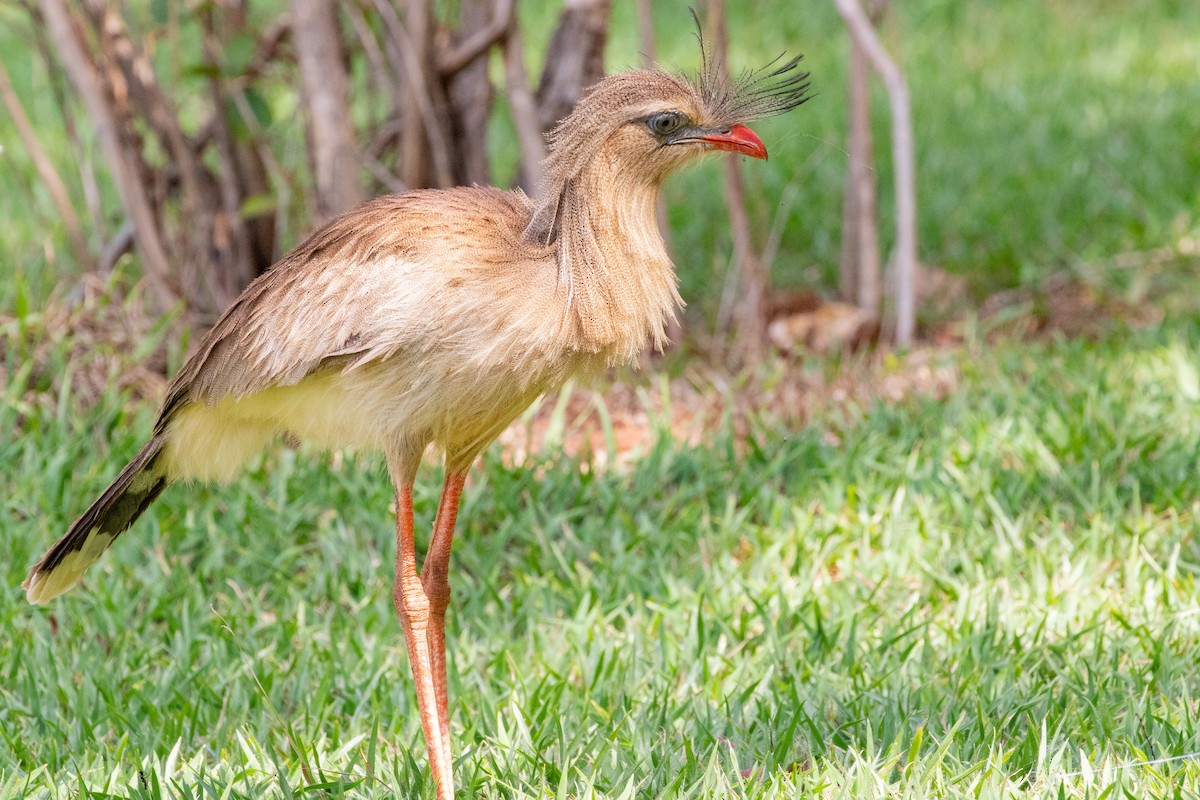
[393,484,455,800]
[421,470,466,772]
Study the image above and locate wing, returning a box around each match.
[156,188,536,431]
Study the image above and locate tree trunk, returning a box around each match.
[446,30,493,184]
[443,0,500,186]
[292,0,364,218]
[503,27,546,192]
[835,0,918,344]
[707,0,767,362]
[840,33,881,315]
[400,0,434,188]
[536,0,611,132]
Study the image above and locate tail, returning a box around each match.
[24,437,169,604]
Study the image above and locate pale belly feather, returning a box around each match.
[160,350,579,484]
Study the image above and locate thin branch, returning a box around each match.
[365,155,408,194]
[189,17,293,153]
[246,17,291,80]
[98,219,134,273]
[835,0,918,344]
[707,0,767,361]
[25,3,104,241]
[373,0,454,187]
[502,26,545,191]
[230,87,301,245]
[344,0,395,135]
[201,18,258,303]
[360,0,409,117]
[0,57,90,266]
[40,0,177,307]
[391,12,455,187]
[437,0,515,77]
[80,0,208,202]
[763,141,833,275]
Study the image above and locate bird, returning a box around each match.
[24,36,810,799]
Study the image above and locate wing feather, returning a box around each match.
[156,188,535,432]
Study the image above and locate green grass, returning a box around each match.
[5,306,1200,797]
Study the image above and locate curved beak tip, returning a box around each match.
[699,123,768,161]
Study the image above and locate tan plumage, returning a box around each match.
[25,54,809,798]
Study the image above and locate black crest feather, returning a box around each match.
[690,8,812,127]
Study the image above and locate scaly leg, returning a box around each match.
[422,471,466,773]
[393,485,455,800]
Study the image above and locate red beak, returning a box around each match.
[694,124,768,160]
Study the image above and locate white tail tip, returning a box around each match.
[24,530,115,605]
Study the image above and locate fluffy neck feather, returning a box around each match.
[527,139,682,364]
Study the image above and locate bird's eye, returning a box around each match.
[646,112,686,136]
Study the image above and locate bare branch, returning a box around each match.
[535,0,611,132]
[707,0,767,361]
[344,1,397,131]
[437,0,515,77]
[98,219,134,273]
[840,34,881,314]
[364,0,412,118]
[503,26,545,191]
[292,0,364,217]
[40,0,177,308]
[229,87,295,255]
[0,57,90,266]
[246,18,292,80]
[365,155,408,194]
[80,1,208,202]
[835,0,918,344]
[374,0,454,188]
[199,21,260,303]
[189,17,292,152]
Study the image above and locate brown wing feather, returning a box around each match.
[157,188,535,431]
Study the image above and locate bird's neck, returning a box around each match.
[532,158,682,363]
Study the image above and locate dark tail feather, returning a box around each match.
[24,437,169,604]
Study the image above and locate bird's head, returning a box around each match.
[540,36,811,189]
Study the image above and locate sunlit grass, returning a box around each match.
[4,312,1200,797]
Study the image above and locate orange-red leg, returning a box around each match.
[422,471,466,771]
[393,485,454,800]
